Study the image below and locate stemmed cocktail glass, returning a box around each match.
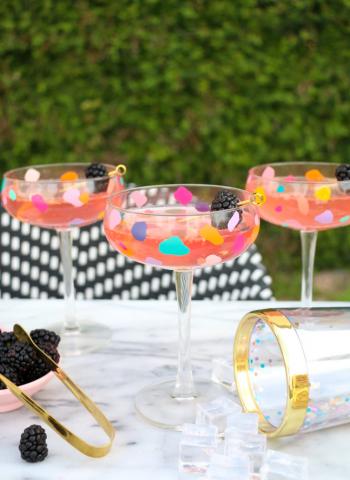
[104,184,260,429]
[246,162,350,306]
[1,162,126,355]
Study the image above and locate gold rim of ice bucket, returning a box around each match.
[233,309,310,438]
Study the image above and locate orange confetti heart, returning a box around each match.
[305,169,325,182]
[60,171,79,181]
[199,224,224,245]
[79,192,90,204]
[97,211,105,220]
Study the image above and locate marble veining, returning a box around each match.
[0,300,349,479]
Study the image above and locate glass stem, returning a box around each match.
[300,230,318,307]
[173,270,196,399]
[58,229,78,332]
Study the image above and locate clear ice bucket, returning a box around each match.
[234,308,350,438]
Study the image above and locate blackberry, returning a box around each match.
[85,162,109,193]
[25,344,60,383]
[30,329,60,349]
[0,363,19,389]
[19,425,48,463]
[210,190,242,230]
[0,331,17,357]
[6,342,37,375]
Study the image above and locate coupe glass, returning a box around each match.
[1,162,126,355]
[104,184,260,429]
[246,162,350,306]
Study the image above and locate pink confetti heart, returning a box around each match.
[174,186,193,205]
[24,168,40,182]
[108,209,122,229]
[275,205,283,213]
[205,254,222,266]
[31,194,48,213]
[228,211,241,231]
[63,188,83,207]
[284,175,296,183]
[232,234,245,254]
[315,210,334,225]
[130,190,147,208]
[262,166,275,180]
[145,256,162,266]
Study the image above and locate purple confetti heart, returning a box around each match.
[131,221,147,241]
[315,210,334,225]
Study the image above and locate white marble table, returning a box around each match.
[0,300,349,480]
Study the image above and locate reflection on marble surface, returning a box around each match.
[0,300,349,479]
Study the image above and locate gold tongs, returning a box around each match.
[0,325,115,458]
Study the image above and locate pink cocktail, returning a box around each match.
[1,163,126,355]
[104,184,260,429]
[246,162,350,304]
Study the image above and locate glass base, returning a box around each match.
[53,320,112,357]
[135,378,234,430]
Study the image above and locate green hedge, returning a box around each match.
[1,0,350,274]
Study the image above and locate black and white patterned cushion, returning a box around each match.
[0,208,273,301]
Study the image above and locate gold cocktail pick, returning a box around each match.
[237,192,265,207]
[108,164,127,177]
[0,325,115,458]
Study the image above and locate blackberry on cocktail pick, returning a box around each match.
[19,425,48,463]
[85,162,109,193]
[210,190,242,230]
[335,164,350,192]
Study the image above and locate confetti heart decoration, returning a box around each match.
[228,211,241,231]
[276,185,285,193]
[70,218,85,226]
[283,219,303,229]
[159,236,190,256]
[24,168,40,182]
[199,224,224,245]
[275,205,283,213]
[205,254,222,266]
[284,175,296,182]
[174,186,193,205]
[79,192,90,204]
[315,186,331,202]
[305,169,325,181]
[60,171,79,181]
[131,221,147,241]
[63,188,83,207]
[8,189,17,201]
[130,190,147,208]
[108,209,122,229]
[262,166,275,180]
[315,210,334,225]
[340,215,350,223]
[31,194,48,213]
[145,256,162,266]
[195,201,210,212]
[232,234,245,254]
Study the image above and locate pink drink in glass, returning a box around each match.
[1,163,126,355]
[104,184,260,429]
[246,162,350,305]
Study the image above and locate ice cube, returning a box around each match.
[260,449,308,479]
[207,452,250,479]
[226,411,259,434]
[224,430,267,473]
[196,396,242,432]
[178,423,218,475]
[211,358,236,391]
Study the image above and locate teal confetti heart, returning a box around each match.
[159,236,190,256]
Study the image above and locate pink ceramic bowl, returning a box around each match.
[0,371,55,413]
